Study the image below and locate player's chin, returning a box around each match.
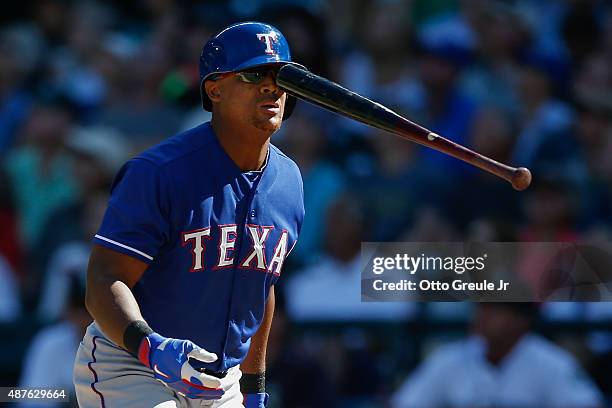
[252,112,283,132]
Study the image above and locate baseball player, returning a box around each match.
[72,22,305,408]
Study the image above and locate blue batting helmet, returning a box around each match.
[199,21,305,120]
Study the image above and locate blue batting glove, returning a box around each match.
[138,332,225,399]
[243,392,269,408]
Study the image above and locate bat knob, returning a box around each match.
[511,167,532,191]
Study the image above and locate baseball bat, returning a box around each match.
[276,64,532,191]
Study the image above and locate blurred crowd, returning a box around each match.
[1,0,612,407]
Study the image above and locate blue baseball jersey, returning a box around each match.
[93,122,304,371]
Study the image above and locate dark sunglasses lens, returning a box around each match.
[237,67,277,83]
[237,71,265,83]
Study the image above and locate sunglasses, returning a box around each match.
[212,67,279,84]
[235,66,280,83]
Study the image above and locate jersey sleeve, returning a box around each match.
[94,158,170,263]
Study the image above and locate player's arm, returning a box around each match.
[86,244,230,398]
[85,160,233,399]
[85,244,148,348]
[240,285,275,406]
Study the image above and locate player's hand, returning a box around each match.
[243,393,269,407]
[138,332,228,399]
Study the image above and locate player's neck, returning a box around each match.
[211,117,270,172]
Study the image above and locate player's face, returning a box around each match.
[213,66,287,134]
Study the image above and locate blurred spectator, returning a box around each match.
[585,302,612,400]
[337,0,415,136]
[401,207,458,242]
[574,99,612,175]
[32,126,130,299]
[572,52,612,111]
[512,62,575,168]
[356,129,445,241]
[65,126,129,193]
[93,38,183,146]
[268,6,331,78]
[517,174,581,296]
[520,174,578,243]
[0,28,33,155]
[343,0,413,99]
[0,255,22,322]
[0,166,24,276]
[18,274,90,408]
[518,1,570,66]
[407,37,478,176]
[45,3,112,120]
[266,291,338,408]
[391,303,604,408]
[466,216,519,243]
[283,192,401,406]
[604,12,612,57]
[442,107,521,230]
[3,102,78,250]
[31,0,71,47]
[286,193,414,321]
[168,22,215,130]
[460,2,526,115]
[37,242,88,323]
[587,130,612,226]
[572,99,612,227]
[37,190,108,322]
[561,0,604,65]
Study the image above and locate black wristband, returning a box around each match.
[123,320,154,356]
[240,372,266,393]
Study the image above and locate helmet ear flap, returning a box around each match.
[282,95,297,120]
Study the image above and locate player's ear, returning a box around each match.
[205,80,222,103]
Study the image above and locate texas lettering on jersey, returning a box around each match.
[93,122,303,367]
[182,225,288,275]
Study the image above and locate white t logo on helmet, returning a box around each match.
[256,33,278,55]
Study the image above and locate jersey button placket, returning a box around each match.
[245,198,259,277]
